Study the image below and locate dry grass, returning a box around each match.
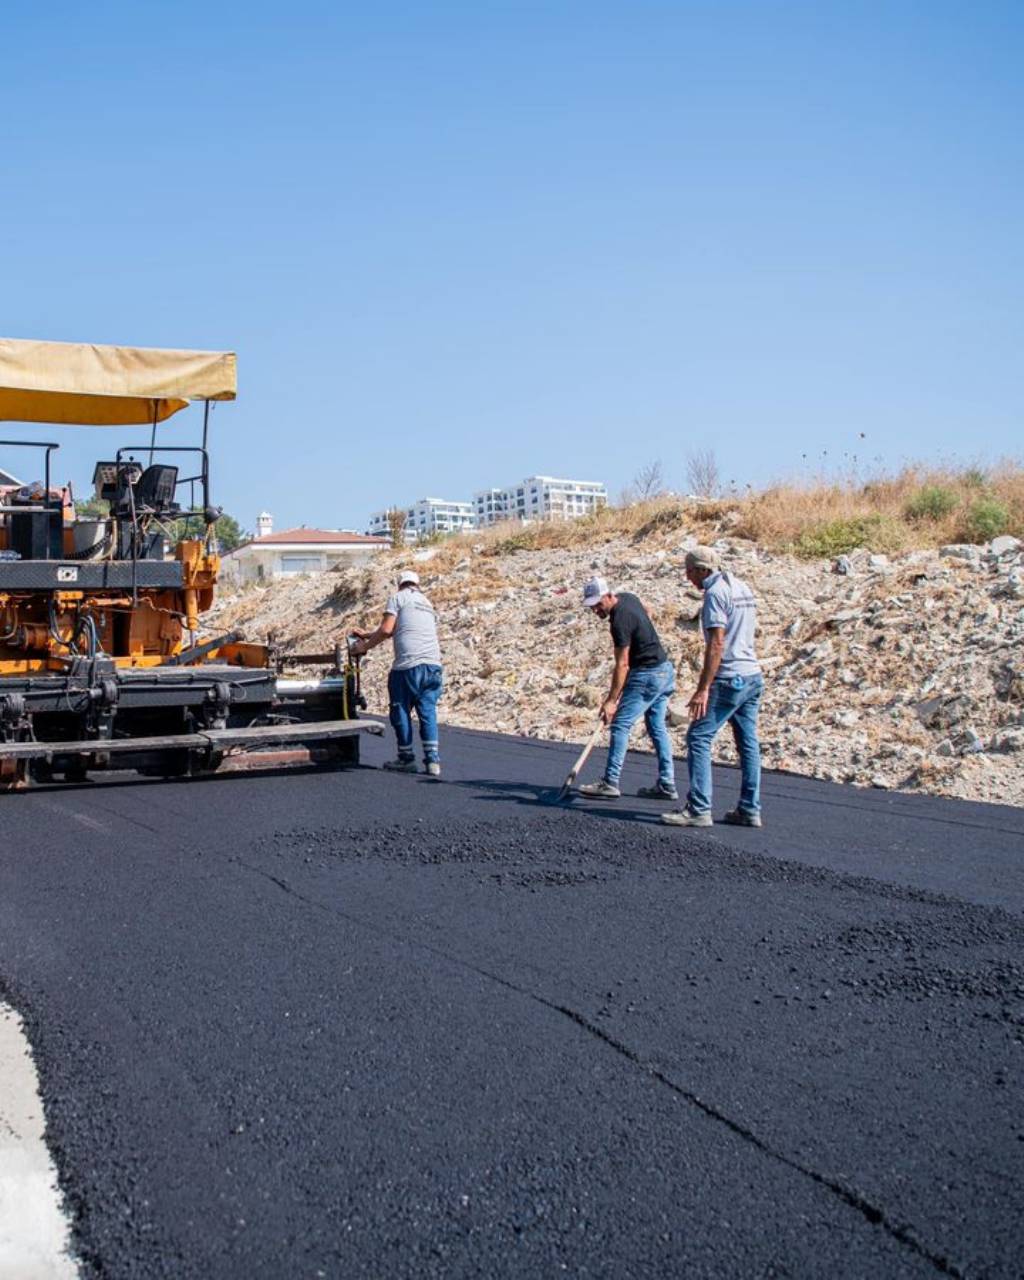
[734,462,1023,555]
[376,462,1023,566]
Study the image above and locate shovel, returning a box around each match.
[550,720,605,803]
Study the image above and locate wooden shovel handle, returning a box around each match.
[561,721,605,790]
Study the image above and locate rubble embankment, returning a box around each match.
[212,531,1024,807]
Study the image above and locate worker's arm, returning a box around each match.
[688,627,725,720]
[601,645,631,724]
[348,612,396,655]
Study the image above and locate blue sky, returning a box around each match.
[2,1,1021,532]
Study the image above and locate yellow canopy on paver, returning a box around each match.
[0,337,237,426]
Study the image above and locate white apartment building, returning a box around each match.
[370,477,608,540]
[367,497,476,543]
[475,476,607,526]
[472,488,513,526]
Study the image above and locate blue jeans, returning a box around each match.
[686,673,763,815]
[388,664,443,763]
[604,660,676,788]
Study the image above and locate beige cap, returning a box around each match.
[684,545,720,573]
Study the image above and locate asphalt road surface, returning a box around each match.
[1,726,1023,1278]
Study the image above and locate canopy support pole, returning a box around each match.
[148,400,158,464]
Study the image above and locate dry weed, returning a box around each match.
[369,462,1022,565]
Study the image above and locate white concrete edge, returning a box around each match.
[0,1002,78,1278]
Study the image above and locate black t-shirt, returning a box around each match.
[609,592,667,669]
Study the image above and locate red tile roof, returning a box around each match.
[245,528,388,547]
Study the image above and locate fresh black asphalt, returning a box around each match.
[1,725,1022,1278]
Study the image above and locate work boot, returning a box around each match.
[382,756,418,773]
[722,808,762,828]
[577,779,621,799]
[425,762,442,778]
[661,807,712,827]
[637,781,679,801]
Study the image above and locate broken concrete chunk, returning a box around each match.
[826,608,864,628]
[1002,570,1023,599]
[956,727,985,755]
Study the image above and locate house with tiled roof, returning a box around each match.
[223,512,388,584]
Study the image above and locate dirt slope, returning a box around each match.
[212,530,1024,807]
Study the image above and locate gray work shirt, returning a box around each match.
[384,587,442,671]
[701,571,761,679]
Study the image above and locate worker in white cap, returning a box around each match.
[576,576,677,800]
[349,570,444,776]
[662,546,764,828]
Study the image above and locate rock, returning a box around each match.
[868,554,889,569]
[832,710,860,728]
[940,544,981,561]
[989,535,1021,557]
[826,609,864,629]
[571,684,601,709]
[1002,570,1023,600]
[990,728,1024,753]
[666,702,687,729]
[955,727,985,755]
[832,555,852,575]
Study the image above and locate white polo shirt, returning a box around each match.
[701,571,761,680]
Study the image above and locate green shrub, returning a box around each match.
[904,485,958,522]
[490,528,538,555]
[961,498,1010,544]
[963,468,988,490]
[794,514,889,559]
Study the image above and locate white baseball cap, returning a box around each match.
[582,575,609,608]
[397,570,420,587]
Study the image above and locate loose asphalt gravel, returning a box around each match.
[1,725,1023,1279]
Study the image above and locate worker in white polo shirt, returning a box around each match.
[663,546,764,828]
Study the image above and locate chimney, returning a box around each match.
[257,511,273,539]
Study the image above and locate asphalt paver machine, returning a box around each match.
[0,337,381,790]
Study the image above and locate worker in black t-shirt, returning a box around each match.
[577,576,677,800]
